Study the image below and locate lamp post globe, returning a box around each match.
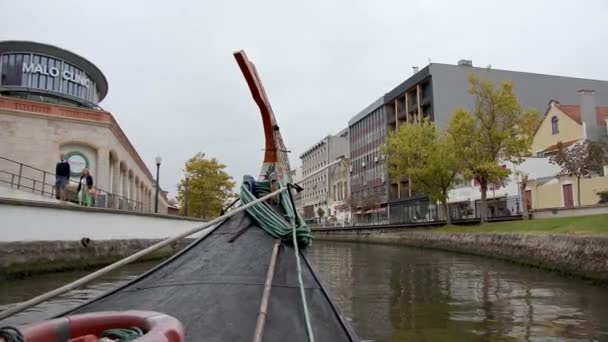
[154,156,162,213]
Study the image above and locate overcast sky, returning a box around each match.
[2,0,607,196]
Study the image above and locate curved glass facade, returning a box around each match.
[0,52,101,106]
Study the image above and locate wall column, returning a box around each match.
[110,160,120,208]
[145,188,149,212]
[96,148,110,192]
[129,174,135,208]
[122,170,128,200]
[136,181,142,210]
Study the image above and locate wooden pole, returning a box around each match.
[0,187,288,320]
[252,240,281,342]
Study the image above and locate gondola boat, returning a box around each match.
[1,51,359,342]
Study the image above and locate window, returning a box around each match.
[551,116,559,135]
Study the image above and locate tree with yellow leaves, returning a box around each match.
[177,152,235,219]
[447,74,540,223]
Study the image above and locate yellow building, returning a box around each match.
[527,90,608,208]
[526,176,608,209]
[532,99,607,156]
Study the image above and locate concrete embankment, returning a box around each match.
[0,238,195,279]
[314,229,608,282]
[0,197,206,242]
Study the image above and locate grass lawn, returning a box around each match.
[432,214,608,235]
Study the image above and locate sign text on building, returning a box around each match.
[22,63,91,88]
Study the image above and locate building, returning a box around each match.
[0,40,169,213]
[327,158,351,225]
[300,129,349,223]
[348,97,389,223]
[448,89,608,211]
[527,90,608,207]
[447,158,561,216]
[289,166,304,216]
[349,60,608,216]
[532,90,608,156]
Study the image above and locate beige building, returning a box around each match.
[0,41,168,213]
[532,91,607,156]
[527,90,608,208]
[327,158,351,224]
[300,128,349,222]
[0,96,169,213]
[527,176,607,208]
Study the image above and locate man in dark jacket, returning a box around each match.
[55,153,70,201]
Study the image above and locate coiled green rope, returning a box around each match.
[240,181,315,341]
[0,327,24,342]
[101,327,144,341]
[239,183,311,247]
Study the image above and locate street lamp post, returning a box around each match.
[154,156,162,213]
[184,176,189,217]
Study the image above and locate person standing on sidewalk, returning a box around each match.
[77,168,94,206]
[55,153,70,201]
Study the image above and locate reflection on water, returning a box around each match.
[307,241,608,342]
[2,243,608,341]
[0,261,158,326]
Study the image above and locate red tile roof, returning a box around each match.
[556,103,608,125]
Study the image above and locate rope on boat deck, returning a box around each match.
[0,187,289,321]
[0,326,24,342]
[239,182,312,246]
[291,214,316,342]
[240,182,316,342]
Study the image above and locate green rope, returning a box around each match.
[239,183,311,247]
[291,215,316,342]
[239,181,316,341]
[100,327,144,341]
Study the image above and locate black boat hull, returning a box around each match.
[65,212,358,341]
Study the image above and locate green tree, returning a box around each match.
[447,74,539,223]
[177,152,235,219]
[382,119,461,224]
[550,140,608,206]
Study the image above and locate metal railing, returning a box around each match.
[311,196,522,229]
[388,196,521,225]
[0,156,146,212]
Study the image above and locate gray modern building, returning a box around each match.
[348,60,608,221]
[348,97,389,222]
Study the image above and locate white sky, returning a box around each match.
[2,0,607,196]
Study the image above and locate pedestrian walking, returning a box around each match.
[77,168,94,206]
[55,153,70,201]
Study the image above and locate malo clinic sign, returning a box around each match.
[22,62,91,88]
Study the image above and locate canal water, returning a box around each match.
[1,241,607,341]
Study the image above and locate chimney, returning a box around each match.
[578,89,599,140]
[412,66,419,74]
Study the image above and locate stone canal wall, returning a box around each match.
[0,238,195,279]
[314,230,608,282]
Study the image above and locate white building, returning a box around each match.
[447,158,561,216]
[0,41,169,213]
[300,128,349,222]
[289,166,304,216]
[327,158,351,225]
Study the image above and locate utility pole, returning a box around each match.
[154,156,162,213]
[184,176,189,217]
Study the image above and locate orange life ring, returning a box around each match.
[20,310,184,342]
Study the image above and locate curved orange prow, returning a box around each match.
[233,50,278,164]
